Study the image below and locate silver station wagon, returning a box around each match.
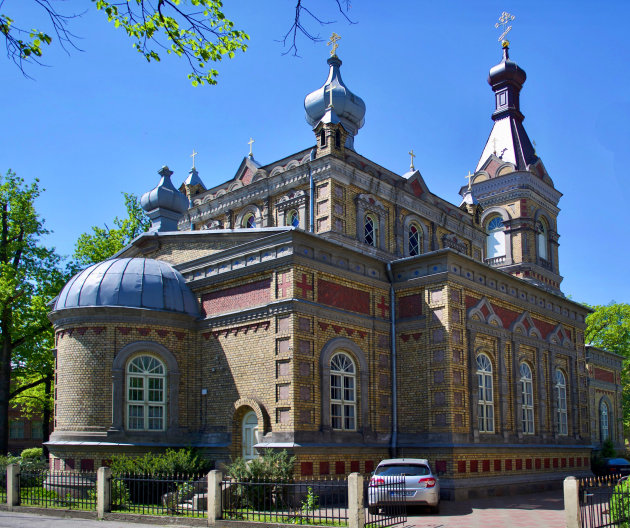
[368,458,440,514]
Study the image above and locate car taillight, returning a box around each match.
[419,477,436,488]
[369,478,385,487]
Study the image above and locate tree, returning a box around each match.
[73,192,150,268]
[585,303,630,430]
[0,170,65,455]
[2,1,351,85]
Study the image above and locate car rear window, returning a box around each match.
[607,459,630,465]
[375,464,430,476]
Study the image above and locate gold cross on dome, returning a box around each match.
[409,149,416,170]
[190,149,198,169]
[328,32,341,56]
[465,170,474,190]
[248,137,255,157]
[495,11,515,44]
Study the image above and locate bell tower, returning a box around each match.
[462,42,563,293]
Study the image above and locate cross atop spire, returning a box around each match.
[465,170,474,190]
[248,137,255,158]
[328,32,341,56]
[495,11,515,46]
[409,149,416,171]
[190,149,198,169]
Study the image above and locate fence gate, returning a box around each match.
[579,475,630,528]
[364,478,407,527]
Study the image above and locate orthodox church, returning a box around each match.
[47,38,623,499]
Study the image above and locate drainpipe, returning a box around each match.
[309,148,316,232]
[386,262,397,457]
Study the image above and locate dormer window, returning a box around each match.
[408,223,421,256]
[486,216,505,260]
[364,214,377,247]
[287,210,299,228]
[243,213,256,229]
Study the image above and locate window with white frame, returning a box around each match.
[600,399,609,443]
[364,214,377,247]
[537,220,548,260]
[486,216,505,259]
[243,213,256,229]
[520,363,534,434]
[330,353,356,431]
[127,355,166,431]
[476,354,494,433]
[555,369,568,435]
[286,209,299,228]
[408,223,421,256]
[242,411,259,460]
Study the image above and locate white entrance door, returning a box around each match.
[242,411,259,460]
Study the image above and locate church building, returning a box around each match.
[47,39,623,499]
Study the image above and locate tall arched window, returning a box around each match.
[335,129,341,148]
[520,363,534,434]
[320,129,326,148]
[330,353,356,431]
[127,355,166,431]
[600,400,609,443]
[486,216,505,260]
[555,369,568,435]
[243,213,256,229]
[286,210,299,228]
[476,354,494,433]
[364,214,377,247]
[537,220,548,261]
[242,411,259,460]
[408,223,421,256]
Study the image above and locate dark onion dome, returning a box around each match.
[141,166,189,215]
[488,45,526,88]
[304,55,366,138]
[54,258,199,316]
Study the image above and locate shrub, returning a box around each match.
[109,448,213,476]
[602,438,617,458]
[610,478,630,527]
[20,447,43,459]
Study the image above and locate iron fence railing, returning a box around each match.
[111,472,207,517]
[364,478,407,527]
[0,469,6,503]
[578,474,630,528]
[221,477,349,525]
[19,469,97,510]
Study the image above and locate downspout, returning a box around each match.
[309,148,316,232]
[386,262,397,457]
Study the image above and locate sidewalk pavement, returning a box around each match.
[0,489,565,528]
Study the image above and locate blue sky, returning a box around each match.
[2,1,628,306]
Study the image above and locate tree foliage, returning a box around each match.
[0,170,65,455]
[585,303,630,430]
[73,192,149,268]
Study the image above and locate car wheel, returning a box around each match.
[368,506,379,515]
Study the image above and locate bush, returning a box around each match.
[21,447,43,459]
[610,478,630,527]
[602,438,617,458]
[109,448,213,476]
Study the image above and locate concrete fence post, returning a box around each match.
[97,467,112,519]
[348,472,365,528]
[564,476,581,528]
[207,470,223,526]
[7,463,20,510]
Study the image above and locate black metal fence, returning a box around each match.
[111,472,207,517]
[19,469,97,510]
[364,478,407,528]
[221,477,349,525]
[0,469,6,503]
[579,475,630,528]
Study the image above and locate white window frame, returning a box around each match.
[476,354,494,433]
[242,411,259,460]
[519,363,534,434]
[537,220,548,260]
[126,355,167,432]
[486,216,505,259]
[286,209,299,228]
[330,353,356,431]
[364,214,377,247]
[243,212,256,229]
[600,399,609,443]
[408,223,421,256]
[555,369,568,436]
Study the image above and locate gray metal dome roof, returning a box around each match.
[54,258,199,316]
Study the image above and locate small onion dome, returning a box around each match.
[304,56,366,137]
[488,45,526,88]
[54,258,199,316]
[141,166,189,215]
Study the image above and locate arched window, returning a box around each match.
[320,129,326,148]
[476,354,494,433]
[335,129,341,148]
[600,400,609,443]
[243,212,256,229]
[537,220,548,261]
[408,223,421,256]
[330,353,356,431]
[555,369,568,435]
[520,363,534,434]
[364,214,377,247]
[286,209,299,228]
[486,216,505,259]
[126,355,166,431]
[242,411,259,460]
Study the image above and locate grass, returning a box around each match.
[223,510,347,526]
[19,486,96,511]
